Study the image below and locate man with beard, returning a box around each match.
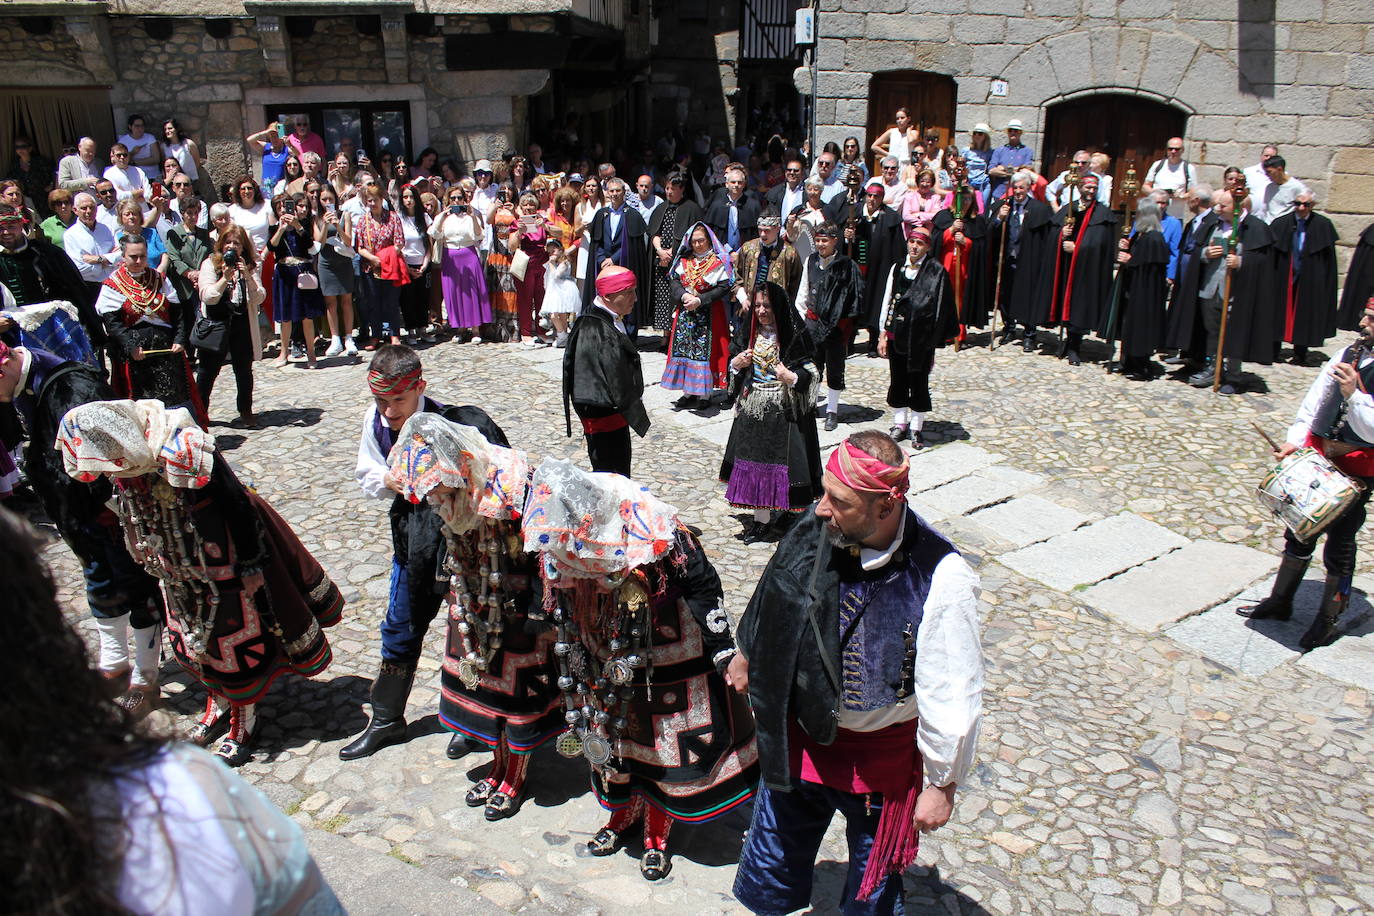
[1047,172,1117,366]
[832,179,903,357]
[795,222,864,432]
[734,206,803,311]
[1270,191,1338,365]
[1184,190,1278,394]
[731,430,983,916]
[1163,185,1219,367]
[996,171,1058,350]
[1239,299,1374,651]
[582,178,653,339]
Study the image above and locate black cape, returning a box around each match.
[1107,229,1170,359]
[828,202,904,328]
[886,256,959,359]
[1000,198,1058,327]
[646,198,704,252]
[1164,210,1220,352]
[933,208,996,328]
[562,305,649,437]
[1220,215,1280,363]
[1338,222,1374,331]
[802,252,865,344]
[581,207,654,327]
[1270,211,1339,347]
[1049,200,1119,332]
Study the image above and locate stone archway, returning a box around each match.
[1042,93,1189,207]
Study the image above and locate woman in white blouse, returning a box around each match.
[227,175,276,342]
[396,185,433,342]
[429,183,490,341]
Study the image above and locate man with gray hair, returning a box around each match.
[1163,184,1218,366]
[582,176,652,338]
[57,137,101,193]
[1149,188,1183,287]
[1269,189,1339,365]
[878,155,906,208]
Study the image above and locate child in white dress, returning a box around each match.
[540,238,581,347]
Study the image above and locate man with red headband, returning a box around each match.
[563,264,649,475]
[342,343,510,761]
[732,430,984,914]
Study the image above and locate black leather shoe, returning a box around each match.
[484,790,524,821]
[640,848,672,881]
[1066,349,1081,367]
[466,777,498,807]
[447,732,478,759]
[1022,335,1036,352]
[889,424,910,442]
[588,826,625,856]
[338,716,408,761]
[824,412,838,431]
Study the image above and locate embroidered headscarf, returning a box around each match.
[57,399,214,488]
[386,412,490,534]
[825,437,910,500]
[671,220,735,287]
[522,458,678,580]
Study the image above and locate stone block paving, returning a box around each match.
[33,331,1374,915]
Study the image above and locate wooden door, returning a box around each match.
[865,71,957,171]
[1042,94,1187,208]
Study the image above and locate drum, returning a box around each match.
[1256,447,1366,542]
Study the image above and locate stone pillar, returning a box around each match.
[64,15,116,84]
[381,14,408,85]
[255,15,292,87]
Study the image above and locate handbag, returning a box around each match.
[509,248,530,282]
[296,270,319,290]
[189,316,228,354]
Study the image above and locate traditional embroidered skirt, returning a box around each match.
[111,322,208,428]
[163,490,343,705]
[485,249,519,341]
[720,385,822,512]
[439,616,562,754]
[586,594,758,823]
[661,302,727,397]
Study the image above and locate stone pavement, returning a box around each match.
[36,328,1374,915]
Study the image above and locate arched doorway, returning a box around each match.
[865,71,956,170]
[1042,93,1187,207]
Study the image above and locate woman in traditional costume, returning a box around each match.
[660,221,733,410]
[95,233,207,426]
[387,413,560,821]
[719,282,822,542]
[523,459,758,881]
[58,399,343,766]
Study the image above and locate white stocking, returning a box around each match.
[753,508,771,524]
[912,412,927,432]
[826,387,840,414]
[94,614,131,672]
[129,625,162,686]
[892,407,910,427]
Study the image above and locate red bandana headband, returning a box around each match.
[595,265,636,297]
[368,367,422,395]
[826,438,910,500]
[0,211,24,226]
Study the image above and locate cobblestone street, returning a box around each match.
[41,332,1374,915]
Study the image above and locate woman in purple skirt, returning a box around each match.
[428,184,490,343]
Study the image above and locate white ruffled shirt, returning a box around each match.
[1287,349,1374,448]
[836,511,985,789]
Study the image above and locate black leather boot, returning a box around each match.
[1237,553,1309,621]
[1299,575,1350,652]
[339,659,416,760]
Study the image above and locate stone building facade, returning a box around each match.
[810,0,1374,264]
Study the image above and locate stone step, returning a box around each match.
[965,494,1098,549]
[1077,540,1279,632]
[910,466,1045,522]
[306,823,518,915]
[905,443,1003,494]
[997,512,1189,592]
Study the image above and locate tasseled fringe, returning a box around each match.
[855,782,922,902]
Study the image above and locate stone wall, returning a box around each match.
[0,16,86,84]
[813,0,1374,263]
[290,17,386,86]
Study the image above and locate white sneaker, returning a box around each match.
[344,337,359,356]
[325,337,345,357]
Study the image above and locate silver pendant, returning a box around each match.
[582,732,613,766]
[555,729,583,758]
[457,658,481,689]
[604,657,633,686]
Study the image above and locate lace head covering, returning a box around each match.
[57,399,214,488]
[522,458,678,580]
[387,412,491,534]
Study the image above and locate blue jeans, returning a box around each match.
[734,780,905,916]
[379,557,444,664]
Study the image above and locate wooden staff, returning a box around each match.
[1212,219,1239,392]
[952,184,966,352]
[1102,163,1140,372]
[1056,164,1082,346]
[991,214,1008,350]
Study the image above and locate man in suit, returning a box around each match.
[765,157,807,223]
[1163,185,1219,368]
[706,163,761,260]
[582,177,653,339]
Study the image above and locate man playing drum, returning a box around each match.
[1241,296,1374,650]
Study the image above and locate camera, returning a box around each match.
[282,199,297,215]
[223,248,240,266]
[450,204,469,215]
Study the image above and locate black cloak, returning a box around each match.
[885,255,959,359]
[562,304,649,437]
[646,198,704,253]
[801,252,865,345]
[1106,229,1170,359]
[1164,210,1220,352]
[829,202,905,328]
[1049,200,1119,333]
[1270,210,1339,347]
[1337,222,1374,331]
[1000,197,1058,327]
[932,207,995,328]
[581,206,654,327]
[0,236,106,346]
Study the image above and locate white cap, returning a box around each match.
[973,122,991,134]
[1006,119,1024,130]
[474,159,493,173]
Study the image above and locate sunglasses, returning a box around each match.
[1295,201,1313,207]
[172,181,191,188]
[98,188,116,195]
[1167,147,1183,151]
[113,152,129,158]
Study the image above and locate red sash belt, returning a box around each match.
[581,413,627,434]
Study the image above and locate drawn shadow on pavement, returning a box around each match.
[807,863,992,915]
[1240,579,1374,650]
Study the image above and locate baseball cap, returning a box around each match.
[474,159,493,173]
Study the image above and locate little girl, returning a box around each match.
[540,238,580,347]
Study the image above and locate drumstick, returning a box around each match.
[1251,421,1280,453]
